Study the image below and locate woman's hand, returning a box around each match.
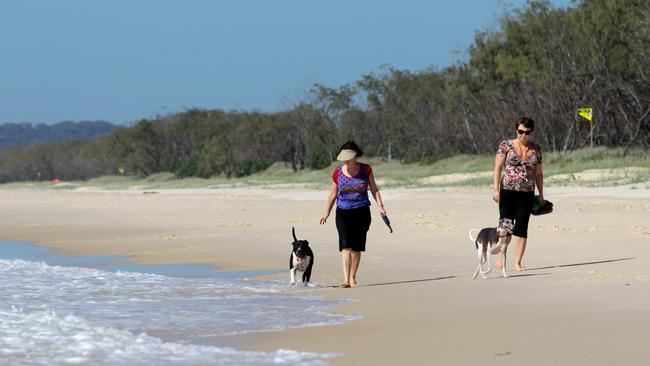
[537,194,545,203]
[379,205,387,216]
[319,213,329,225]
[492,189,500,203]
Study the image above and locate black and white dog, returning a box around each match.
[469,218,514,279]
[289,227,314,286]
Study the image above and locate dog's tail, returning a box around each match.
[468,229,477,242]
[292,227,298,242]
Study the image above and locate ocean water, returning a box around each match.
[0,241,357,365]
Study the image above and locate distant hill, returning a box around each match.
[0,121,120,149]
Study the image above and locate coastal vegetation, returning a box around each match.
[0,0,647,184]
[3,147,648,190]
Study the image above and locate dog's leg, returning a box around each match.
[290,268,296,285]
[478,244,487,279]
[500,250,508,278]
[303,259,313,286]
[483,250,492,275]
[473,247,483,279]
[474,256,485,279]
[473,263,482,280]
[479,261,488,279]
[479,243,492,276]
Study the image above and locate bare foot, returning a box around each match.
[496,259,504,270]
[340,283,351,288]
[350,279,357,288]
[515,264,525,272]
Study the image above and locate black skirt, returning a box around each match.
[335,205,371,252]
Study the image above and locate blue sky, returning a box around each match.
[0,0,570,124]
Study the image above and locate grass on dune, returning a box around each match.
[2,147,648,190]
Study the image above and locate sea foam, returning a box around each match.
[0,259,355,365]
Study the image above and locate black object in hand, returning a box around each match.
[381,213,393,233]
[531,195,553,216]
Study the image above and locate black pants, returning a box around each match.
[499,189,534,238]
[335,206,371,252]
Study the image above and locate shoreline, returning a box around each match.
[1,185,650,365]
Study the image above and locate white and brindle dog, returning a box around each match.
[289,227,314,286]
[469,218,514,279]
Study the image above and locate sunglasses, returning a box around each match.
[517,129,533,135]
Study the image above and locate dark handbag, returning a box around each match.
[532,196,553,215]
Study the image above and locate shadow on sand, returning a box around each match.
[360,276,456,288]
[503,272,551,278]
[526,257,635,271]
[321,258,634,288]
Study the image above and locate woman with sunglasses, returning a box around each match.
[492,117,544,272]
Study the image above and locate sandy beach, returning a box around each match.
[1,184,649,365]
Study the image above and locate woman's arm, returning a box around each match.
[493,155,505,203]
[368,172,386,215]
[319,182,338,225]
[534,163,544,202]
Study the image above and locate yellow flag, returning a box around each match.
[578,108,592,122]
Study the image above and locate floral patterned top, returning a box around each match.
[496,140,542,192]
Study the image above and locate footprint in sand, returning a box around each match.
[630,225,650,238]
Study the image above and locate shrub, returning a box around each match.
[234,158,274,177]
